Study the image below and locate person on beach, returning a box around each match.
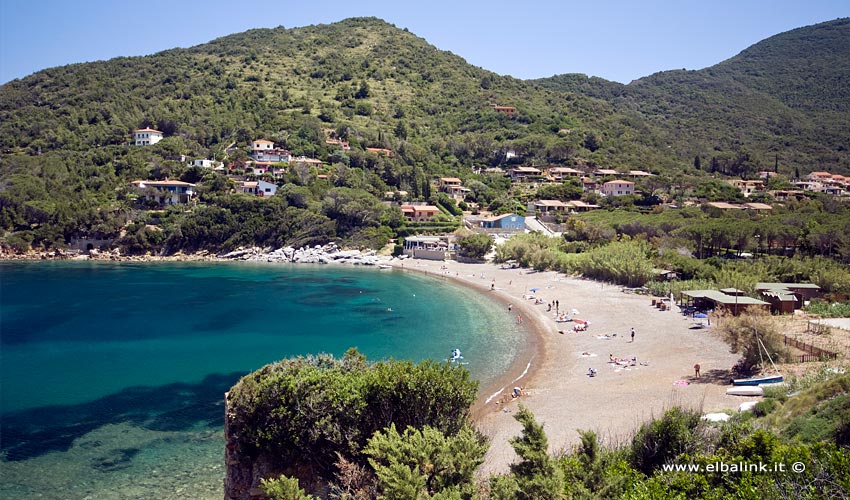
[517,315,523,325]
[630,328,635,342]
[508,303,513,312]
[694,363,701,378]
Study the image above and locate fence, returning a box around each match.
[784,335,839,363]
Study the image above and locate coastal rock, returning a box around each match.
[214,242,392,268]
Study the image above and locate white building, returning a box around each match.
[601,180,635,197]
[134,128,163,146]
[252,139,275,151]
[240,180,278,197]
[130,180,195,204]
[191,159,215,168]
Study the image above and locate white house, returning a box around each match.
[601,180,635,197]
[191,159,215,168]
[134,128,163,146]
[130,180,195,204]
[240,180,278,197]
[252,139,275,151]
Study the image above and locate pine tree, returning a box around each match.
[694,155,701,170]
[508,405,564,500]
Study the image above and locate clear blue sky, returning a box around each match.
[1,0,847,85]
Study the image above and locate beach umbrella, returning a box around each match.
[571,308,580,315]
[529,287,540,292]
[694,313,708,319]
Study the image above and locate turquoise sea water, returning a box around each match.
[0,261,524,499]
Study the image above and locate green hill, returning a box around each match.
[536,18,850,171]
[0,17,848,252]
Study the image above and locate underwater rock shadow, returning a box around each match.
[0,371,245,462]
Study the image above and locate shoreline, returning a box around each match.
[390,260,547,420]
[389,259,751,474]
[4,252,753,475]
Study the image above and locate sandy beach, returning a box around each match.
[395,258,751,475]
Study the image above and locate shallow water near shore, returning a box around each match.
[0,261,524,499]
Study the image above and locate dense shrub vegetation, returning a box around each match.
[235,351,849,499]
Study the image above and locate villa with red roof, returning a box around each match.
[400,204,440,222]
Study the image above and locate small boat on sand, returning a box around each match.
[727,386,764,396]
[732,374,784,386]
[731,332,783,386]
[378,264,392,269]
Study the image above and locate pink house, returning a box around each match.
[601,180,635,197]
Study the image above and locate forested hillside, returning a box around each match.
[536,18,850,170]
[0,17,848,254]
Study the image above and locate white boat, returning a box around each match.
[378,264,392,269]
[726,386,764,396]
[449,348,463,363]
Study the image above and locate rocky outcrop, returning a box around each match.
[224,392,276,500]
[218,243,388,266]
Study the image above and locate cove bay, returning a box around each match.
[0,261,523,498]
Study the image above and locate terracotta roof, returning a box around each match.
[134,128,162,133]
[706,202,743,209]
[402,204,439,212]
[566,200,600,208]
[603,180,634,186]
[440,177,462,183]
[366,148,393,155]
[744,202,773,210]
[253,139,274,144]
[534,199,568,207]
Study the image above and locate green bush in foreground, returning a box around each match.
[230,353,849,499]
[226,348,478,483]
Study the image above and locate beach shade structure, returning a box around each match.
[694,313,708,319]
[529,287,540,292]
[571,308,580,315]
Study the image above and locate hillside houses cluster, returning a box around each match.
[130,129,847,229]
[726,171,849,198]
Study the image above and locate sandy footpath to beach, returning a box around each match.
[396,259,751,475]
